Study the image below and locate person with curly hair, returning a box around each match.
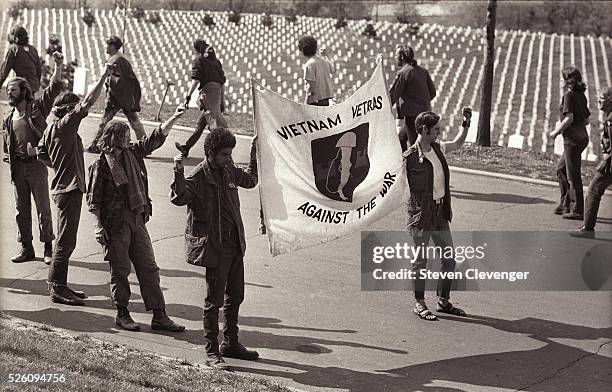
[548,67,591,220]
[0,26,42,94]
[175,39,228,158]
[86,105,187,332]
[86,35,146,153]
[298,35,335,106]
[171,128,258,370]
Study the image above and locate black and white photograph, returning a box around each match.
[0,0,611,391]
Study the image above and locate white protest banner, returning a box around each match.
[252,62,407,256]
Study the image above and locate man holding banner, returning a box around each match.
[171,128,258,370]
[405,108,472,321]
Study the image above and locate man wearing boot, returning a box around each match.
[85,35,146,153]
[87,105,187,332]
[34,64,112,305]
[2,51,64,264]
[171,128,258,370]
[572,87,612,238]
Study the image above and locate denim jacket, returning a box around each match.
[403,141,452,235]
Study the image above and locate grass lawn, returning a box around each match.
[0,313,291,392]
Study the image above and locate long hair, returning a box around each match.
[7,77,34,102]
[52,92,80,119]
[9,26,28,45]
[396,45,417,67]
[562,67,587,93]
[298,35,317,57]
[97,120,130,153]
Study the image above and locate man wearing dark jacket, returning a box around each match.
[86,35,146,153]
[405,107,471,321]
[175,39,228,158]
[2,51,63,264]
[171,128,258,370]
[389,45,436,151]
[87,106,186,332]
[0,26,42,94]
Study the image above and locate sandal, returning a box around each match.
[413,305,438,321]
[437,301,466,316]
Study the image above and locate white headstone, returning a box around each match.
[508,134,525,149]
[72,67,88,96]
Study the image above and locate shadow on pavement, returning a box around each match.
[451,190,555,204]
[232,314,612,391]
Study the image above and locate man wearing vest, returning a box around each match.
[2,51,64,264]
[404,107,471,321]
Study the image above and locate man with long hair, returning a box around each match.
[175,39,228,158]
[86,106,187,332]
[0,26,42,93]
[86,35,146,153]
[298,35,336,106]
[171,128,258,370]
[2,51,63,264]
[34,64,112,305]
[390,45,437,151]
[548,67,591,220]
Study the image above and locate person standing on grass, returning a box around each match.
[87,106,187,332]
[175,39,228,158]
[86,35,146,153]
[572,87,612,238]
[405,107,472,321]
[298,35,336,106]
[170,128,259,370]
[32,64,112,306]
[548,66,591,220]
[2,51,64,265]
[389,45,437,151]
[0,26,42,94]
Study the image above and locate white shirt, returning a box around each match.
[422,143,446,200]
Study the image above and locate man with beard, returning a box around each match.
[87,106,187,332]
[2,51,63,264]
[85,35,146,153]
[32,64,112,305]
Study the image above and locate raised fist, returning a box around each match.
[52,51,64,65]
[462,106,472,120]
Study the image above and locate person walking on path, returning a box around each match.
[86,105,187,332]
[86,35,146,153]
[171,128,259,370]
[2,51,64,264]
[404,107,472,321]
[548,66,591,220]
[0,26,42,94]
[35,64,112,305]
[572,87,612,238]
[389,45,436,151]
[298,35,336,106]
[175,39,228,158]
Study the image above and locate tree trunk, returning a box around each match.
[477,0,497,147]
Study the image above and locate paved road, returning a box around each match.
[1,116,611,392]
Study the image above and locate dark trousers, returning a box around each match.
[91,104,146,146]
[203,232,245,355]
[410,202,455,301]
[48,190,83,285]
[556,140,588,214]
[398,116,418,152]
[584,171,612,230]
[184,82,228,149]
[103,209,165,311]
[11,159,54,243]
